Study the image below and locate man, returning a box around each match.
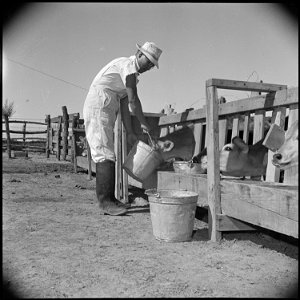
[83,41,162,216]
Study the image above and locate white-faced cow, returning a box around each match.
[193,136,268,177]
[272,120,298,170]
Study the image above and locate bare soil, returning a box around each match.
[2,152,298,298]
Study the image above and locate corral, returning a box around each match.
[3,78,298,298]
[71,78,298,241]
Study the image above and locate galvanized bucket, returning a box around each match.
[146,189,198,242]
[123,140,163,182]
[173,160,206,174]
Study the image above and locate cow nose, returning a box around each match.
[273,153,282,160]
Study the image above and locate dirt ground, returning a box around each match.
[2,152,298,298]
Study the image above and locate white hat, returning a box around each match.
[136,42,162,68]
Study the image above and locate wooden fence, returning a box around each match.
[44,106,84,162]
[156,79,298,241]
[2,117,48,158]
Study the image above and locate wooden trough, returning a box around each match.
[157,79,298,241]
[69,78,298,242]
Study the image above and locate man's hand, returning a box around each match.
[127,132,138,146]
[141,123,151,133]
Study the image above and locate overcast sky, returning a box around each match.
[3,3,298,121]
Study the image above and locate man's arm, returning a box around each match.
[120,96,137,146]
[125,74,151,132]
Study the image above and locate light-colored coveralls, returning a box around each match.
[83,56,139,163]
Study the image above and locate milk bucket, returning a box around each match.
[146,189,198,242]
[123,140,163,182]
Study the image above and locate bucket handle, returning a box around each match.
[145,131,158,150]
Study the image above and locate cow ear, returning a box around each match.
[232,136,249,153]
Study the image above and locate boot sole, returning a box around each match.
[99,210,127,216]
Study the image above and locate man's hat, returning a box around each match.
[136,42,162,68]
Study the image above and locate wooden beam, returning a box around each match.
[158,87,297,126]
[122,123,129,204]
[56,116,62,160]
[157,171,208,207]
[206,78,287,92]
[206,84,222,242]
[62,106,69,160]
[45,115,51,158]
[220,179,298,238]
[216,214,256,231]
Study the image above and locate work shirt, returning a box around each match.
[83,55,140,163]
[90,55,140,100]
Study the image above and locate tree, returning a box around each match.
[2,98,16,118]
[2,99,16,158]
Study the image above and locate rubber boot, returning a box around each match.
[96,160,127,216]
[109,161,131,209]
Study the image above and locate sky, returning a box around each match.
[2,3,298,122]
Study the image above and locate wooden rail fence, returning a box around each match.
[2,118,48,158]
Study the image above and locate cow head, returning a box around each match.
[219,137,268,177]
[272,120,298,170]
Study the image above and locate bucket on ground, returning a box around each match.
[146,189,198,242]
[123,140,163,182]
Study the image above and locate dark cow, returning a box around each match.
[193,136,268,177]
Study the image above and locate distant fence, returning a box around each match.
[45,106,84,162]
[2,106,84,160]
[2,117,47,157]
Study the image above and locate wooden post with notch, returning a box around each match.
[62,106,69,160]
[206,81,222,242]
[57,116,62,160]
[45,115,51,158]
[71,115,78,172]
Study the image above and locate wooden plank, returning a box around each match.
[193,122,204,156]
[121,123,129,203]
[206,83,222,241]
[242,113,250,143]
[8,130,47,134]
[231,116,239,140]
[218,119,228,149]
[284,104,299,185]
[157,171,208,207]
[253,110,265,144]
[216,214,256,231]
[158,87,297,126]
[45,115,51,158]
[220,179,298,238]
[56,116,62,160]
[206,78,287,92]
[115,110,122,200]
[62,106,69,160]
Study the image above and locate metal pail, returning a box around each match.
[123,140,163,182]
[146,189,198,242]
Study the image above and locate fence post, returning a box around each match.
[71,115,78,172]
[62,106,69,160]
[57,116,62,160]
[4,115,12,158]
[22,122,26,149]
[45,115,51,158]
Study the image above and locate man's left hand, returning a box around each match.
[127,132,138,146]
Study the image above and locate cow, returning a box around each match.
[193,136,268,178]
[272,120,298,170]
